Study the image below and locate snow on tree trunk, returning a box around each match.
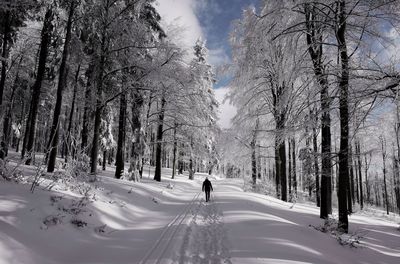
[128,90,145,182]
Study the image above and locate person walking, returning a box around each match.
[202,177,213,202]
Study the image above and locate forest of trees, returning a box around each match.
[220,0,400,233]
[0,0,218,182]
[2,0,400,235]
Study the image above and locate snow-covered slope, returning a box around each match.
[1,168,399,264]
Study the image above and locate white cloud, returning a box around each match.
[208,47,230,67]
[155,0,204,49]
[214,86,236,129]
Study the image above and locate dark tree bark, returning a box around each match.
[337,0,350,232]
[115,92,126,179]
[102,150,106,170]
[251,118,259,189]
[304,3,332,218]
[278,137,287,202]
[349,146,355,205]
[80,66,94,152]
[0,10,10,105]
[356,141,363,209]
[3,61,21,155]
[171,124,177,179]
[47,1,75,172]
[178,144,184,175]
[188,137,194,180]
[21,99,32,159]
[364,154,371,204]
[275,139,280,198]
[348,146,354,213]
[154,95,166,182]
[25,8,54,165]
[313,125,320,207]
[288,139,292,199]
[354,154,359,203]
[251,139,257,189]
[90,2,110,176]
[381,137,389,215]
[292,137,297,196]
[272,82,287,201]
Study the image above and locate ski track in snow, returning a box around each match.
[179,193,232,264]
[139,192,202,264]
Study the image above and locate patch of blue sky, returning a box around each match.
[194,0,261,88]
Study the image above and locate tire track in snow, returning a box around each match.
[179,193,232,264]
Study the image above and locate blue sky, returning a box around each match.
[195,0,260,88]
[156,0,259,85]
[156,0,260,128]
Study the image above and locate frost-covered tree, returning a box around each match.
[228,6,307,201]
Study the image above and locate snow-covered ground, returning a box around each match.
[1,164,399,264]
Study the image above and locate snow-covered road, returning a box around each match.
[140,174,400,264]
[1,170,399,264]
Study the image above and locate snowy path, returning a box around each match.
[199,179,400,264]
[139,192,201,264]
[178,192,231,264]
[1,170,399,264]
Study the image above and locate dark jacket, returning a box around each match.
[202,179,213,192]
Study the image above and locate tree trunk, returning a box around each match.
[102,150,106,170]
[275,139,280,198]
[304,4,332,218]
[349,146,355,205]
[279,139,287,202]
[251,139,257,189]
[80,65,94,152]
[25,8,53,165]
[171,124,177,179]
[115,92,126,179]
[21,100,32,159]
[292,137,297,196]
[154,95,166,182]
[356,141,363,209]
[381,137,389,215]
[128,90,144,181]
[313,126,320,207]
[90,6,110,177]
[288,139,292,200]
[364,154,371,204]
[47,1,75,172]
[0,10,10,105]
[3,66,20,155]
[178,144,184,175]
[337,0,349,232]
[65,64,80,162]
[188,138,194,180]
[89,86,103,176]
[251,119,259,189]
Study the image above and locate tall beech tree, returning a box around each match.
[25,6,54,165]
[336,0,350,232]
[47,0,76,172]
